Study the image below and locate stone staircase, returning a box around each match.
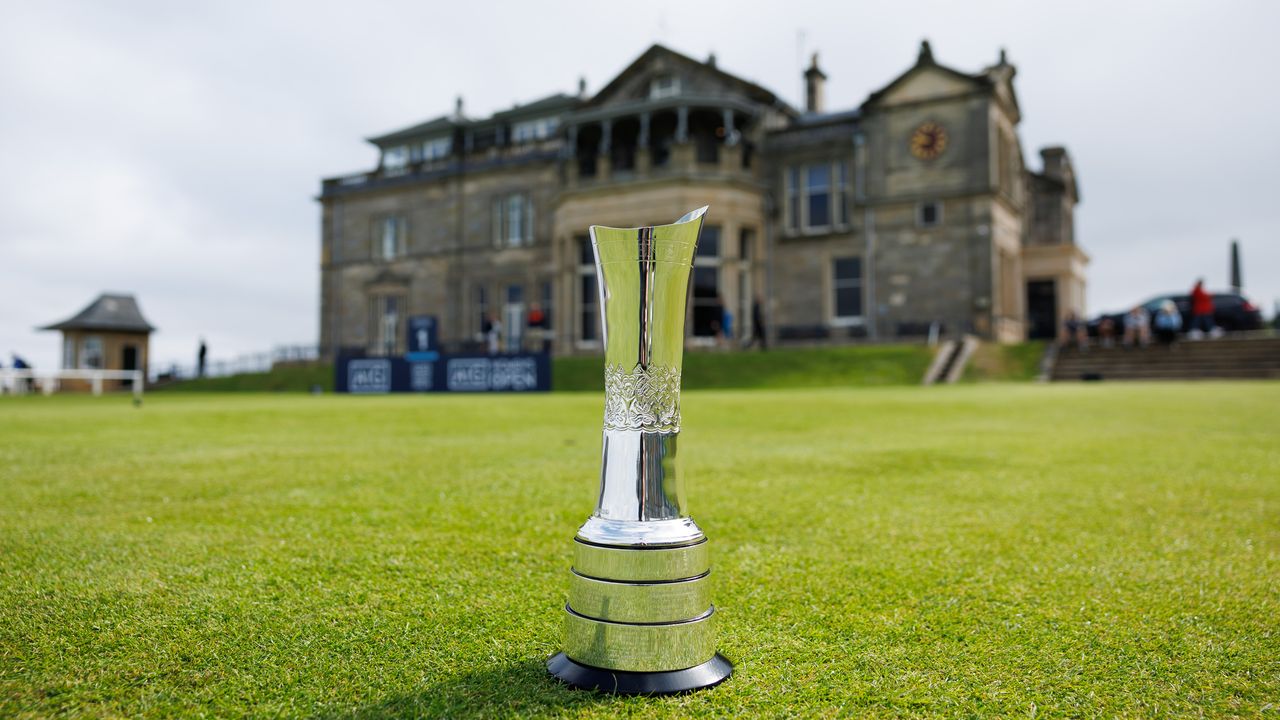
[1051,335,1280,381]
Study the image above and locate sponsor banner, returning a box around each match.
[335,353,550,393]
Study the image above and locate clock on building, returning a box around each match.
[910,121,948,160]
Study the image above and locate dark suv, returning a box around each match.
[1088,291,1263,336]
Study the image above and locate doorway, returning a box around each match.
[1026,280,1057,340]
[122,344,138,388]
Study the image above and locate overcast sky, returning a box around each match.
[2,0,1277,371]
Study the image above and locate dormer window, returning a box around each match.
[382,146,408,170]
[412,137,452,163]
[512,116,560,143]
[649,75,680,99]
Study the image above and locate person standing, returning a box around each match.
[1153,300,1182,345]
[745,296,768,350]
[1122,305,1151,348]
[1189,279,1214,338]
[11,353,32,393]
[485,313,502,355]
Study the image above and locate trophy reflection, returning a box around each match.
[547,206,732,695]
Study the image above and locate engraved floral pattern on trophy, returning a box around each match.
[602,363,682,432]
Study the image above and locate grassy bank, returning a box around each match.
[161,343,953,393]
[553,343,935,391]
[2,384,1277,717]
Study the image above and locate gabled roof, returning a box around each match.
[40,293,155,333]
[586,43,794,114]
[491,92,581,121]
[862,40,993,110]
[367,93,583,148]
[367,115,458,147]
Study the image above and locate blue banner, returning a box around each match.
[406,315,439,361]
[336,353,551,393]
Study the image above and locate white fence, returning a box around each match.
[1,369,145,402]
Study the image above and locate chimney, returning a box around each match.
[578,76,587,98]
[1039,146,1067,181]
[706,51,717,68]
[454,95,464,120]
[803,52,827,114]
[918,39,934,65]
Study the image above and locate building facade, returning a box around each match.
[317,42,1085,358]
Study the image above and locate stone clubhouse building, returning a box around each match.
[317,41,1085,358]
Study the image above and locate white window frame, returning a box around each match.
[836,160,850,227]
[830,256,865,326]
[917,200,942,228]
[576,237,601,348]
[374,216,406,260]
[690,226,723,341]
[62,337,75,369]
[412,136,451,163]
[492,193,534,248]
[512,116,559,143]
[371,294,403,356]
[802,163,832,233]
[382,145,408,171]
[80,335,104,369]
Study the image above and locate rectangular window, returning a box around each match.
[578,236,599,343]
[918,201,941,227]
[836,161,850,226]
[373,216,406,260]
[692,226,722,337]
[492,193,534,247]
[512,116,559,143]
[786,167,800,232]
[476,285,489,335]
[372,295,401,355]
[697,225,721,260]
[832,257,863,321]
[507,194,524,245]
[739,227,754,260]
[382,146,408,170]
[62,337,74,369]
[805,163,831,229]
[80,336,103,369]
[422,137,451,161]
[649,75,680,99]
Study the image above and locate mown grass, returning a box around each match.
[1,384,1277,718]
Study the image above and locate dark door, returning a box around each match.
[122,345,138,388]
[1026,280,1057,340]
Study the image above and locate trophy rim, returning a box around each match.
[587,205,709,236]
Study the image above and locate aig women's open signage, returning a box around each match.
[546,207,733,695]
[335,315,550,393]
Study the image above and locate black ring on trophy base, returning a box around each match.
[546,652,732,695]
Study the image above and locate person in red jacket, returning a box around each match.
[1190,279,1215,336]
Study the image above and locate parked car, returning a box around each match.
[1088,291,1263,336]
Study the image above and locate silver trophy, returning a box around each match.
[547,206,732,694]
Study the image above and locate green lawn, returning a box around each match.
[1,384,1277,718]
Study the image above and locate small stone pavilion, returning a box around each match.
[40,293,155,390]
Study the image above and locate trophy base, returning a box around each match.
[547,652,732,695]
